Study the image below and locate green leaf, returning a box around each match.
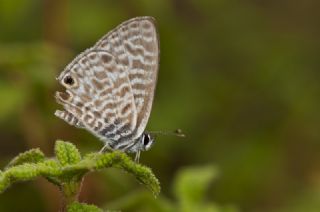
[55,140,81,166]
[67,202,102,212]
[6,148,45,169]
[0,160,62,193]
[85,152,161,197]
[173,165,219,211]
[0,163,43,193]
[114,154,161,197]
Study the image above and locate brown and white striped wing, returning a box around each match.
[94,16,159,139]
[55,49,138,145]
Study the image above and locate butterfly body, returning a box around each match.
[55,17,159,159]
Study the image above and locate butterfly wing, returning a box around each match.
[94,16,159,139]
[55,49,139,147]
[55,17,159,150]
[55,110,84,128]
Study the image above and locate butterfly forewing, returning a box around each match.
[94,17,159,139]
[55,17,159,150]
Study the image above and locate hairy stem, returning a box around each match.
[60,178,84,211]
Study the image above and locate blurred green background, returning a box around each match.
[0,0,319,211]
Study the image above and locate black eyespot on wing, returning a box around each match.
[143,134,150,146]
[64,76,74,85]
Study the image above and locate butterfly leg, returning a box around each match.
[134,151,141,163]
[99,143,113,154]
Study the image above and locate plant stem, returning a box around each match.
[60,177,84,211]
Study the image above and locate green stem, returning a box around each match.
[60,178,84,211]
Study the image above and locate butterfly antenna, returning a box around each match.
[148,129,186,138]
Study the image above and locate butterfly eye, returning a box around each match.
[64,76,74,86]
[143,134,150,146]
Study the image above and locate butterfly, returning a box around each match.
[55,17,159,162]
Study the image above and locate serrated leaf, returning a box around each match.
[115,155,161,197]
[81,151,161,197]
[6,148,45,169]
[0,163,43,193]
[0,159,63,193]
[55,140,81,166]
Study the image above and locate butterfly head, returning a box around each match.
[139,133,155,151]
[124,133,154,156]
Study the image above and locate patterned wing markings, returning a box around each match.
[55,110,84,128]
[94,16,159,140]
[55,50,138,146]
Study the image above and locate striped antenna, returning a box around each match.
[148,129,186,138]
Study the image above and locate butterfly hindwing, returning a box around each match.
[56,50,138,146]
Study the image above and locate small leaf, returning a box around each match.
[40,159,63,176]
[174,165,218,208]
[67,202,103,212]
[55,140,81,166]
[6,148,45,169]
[115,154,160,197]
[0,159,63,193]
[0,164,39,193]
[87,152,161,197]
